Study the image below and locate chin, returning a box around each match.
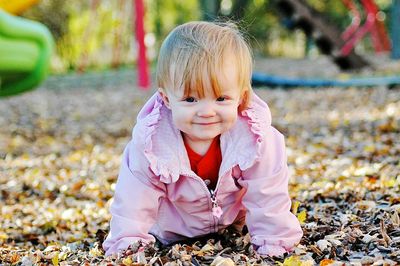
[194,132,220,141]
[197,134,218,140]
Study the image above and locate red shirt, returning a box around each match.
[183,136,222,190]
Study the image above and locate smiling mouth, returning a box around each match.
[193,122,220,125]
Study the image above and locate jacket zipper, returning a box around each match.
[182,172,222,232]
[209,189,219,233]
[210,189,222,217]
[182,167,232,231]
[209,168,231,231]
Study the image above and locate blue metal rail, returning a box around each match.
[252,72,400,88]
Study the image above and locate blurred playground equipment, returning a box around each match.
[275,0,400,69]
[392,0,400,59]
[252,73,400,88]
[0,0,53,97]
[134,0,150,88]
[0,0,39,15]
[1,0,399,93]
[340,0,390,57]
[276,0,386,70]
[0,0,150,97]
[251,0,400,88]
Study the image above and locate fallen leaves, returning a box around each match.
[0,81,399,264]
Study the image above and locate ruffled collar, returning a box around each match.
[136,92,271,184]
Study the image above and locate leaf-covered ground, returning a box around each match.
[1,63,399,265]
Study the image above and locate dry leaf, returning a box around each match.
[210,256,235,266]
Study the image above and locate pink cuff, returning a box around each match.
[256,245,287,257]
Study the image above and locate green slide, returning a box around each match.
[0,9,53,97]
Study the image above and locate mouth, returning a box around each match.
[193,122,220,125]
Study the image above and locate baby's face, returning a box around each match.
[160,58,242,146]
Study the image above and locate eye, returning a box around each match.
[216,96,227,102]
[184,97,196,103]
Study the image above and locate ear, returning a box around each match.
[158,88,171,109]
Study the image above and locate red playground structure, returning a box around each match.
[341,0,391,56]
[134,0,150,89]
[276,0,393,70]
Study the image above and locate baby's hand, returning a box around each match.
[256,245,287,257]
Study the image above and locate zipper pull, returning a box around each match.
[210,190,223,219]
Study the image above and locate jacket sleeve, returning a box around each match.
[237,126,303,256]
[102,139,165,256]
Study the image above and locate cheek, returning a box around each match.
[171,107,190,126]
[229,112,238,124]
[222,108,239,125]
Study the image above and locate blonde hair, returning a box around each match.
[156,21,253,111]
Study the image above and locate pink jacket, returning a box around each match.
[103,92,303,256]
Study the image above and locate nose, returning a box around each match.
[196,102,216,117]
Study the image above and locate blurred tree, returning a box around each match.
[230,0,251,20]
[22,0,70,40]
[147,0,200,53]
[199,0,220,20]
[305,0,349,29]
